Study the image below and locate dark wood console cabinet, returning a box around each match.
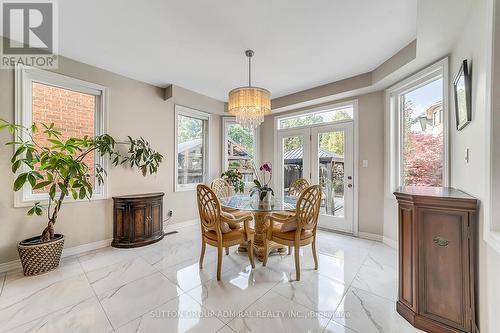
[394,187,477,333]
[112,193,164,248]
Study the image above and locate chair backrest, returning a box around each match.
[211,178,233,198]
[288,178,310,197]
[196,184,222,234]
[295,185,322,231]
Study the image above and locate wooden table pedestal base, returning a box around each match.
[238,211,287,261]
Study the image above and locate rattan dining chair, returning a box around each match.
[211,178,233,198]
[263,185,322,281]
[273,178,311,256]
[211,178,249,254]
[288,178,310,197]
[197,184,255,280]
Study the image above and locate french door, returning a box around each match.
[277,121,354,233]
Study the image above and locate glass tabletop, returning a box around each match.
[219,195,297,212]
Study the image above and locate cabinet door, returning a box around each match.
[398,204,416,311]
[417,207,471,332]
[132,204,148,240]
[150,201,162,235]
[114,205,127,239]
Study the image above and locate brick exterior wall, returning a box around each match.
[32,82,96,190]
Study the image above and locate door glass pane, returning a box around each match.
[282,136,304,195]
[318,131,345,217]
[402,78,444,186]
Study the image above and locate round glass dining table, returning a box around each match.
[219,194,297,261]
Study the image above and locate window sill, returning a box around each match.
[175,185,199,192]
[14,193,108,208]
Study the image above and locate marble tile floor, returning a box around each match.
[0,223,425,333]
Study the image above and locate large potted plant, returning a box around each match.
[0,120,163,276]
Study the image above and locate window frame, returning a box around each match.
[14,65,108,207]
[221,117,260,185]
[385,58,449,197]
[174,104,210,192]
[276,101,354,130]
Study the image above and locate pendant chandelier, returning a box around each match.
[228,50,271,128]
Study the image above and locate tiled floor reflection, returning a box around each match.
[0,223,425,333]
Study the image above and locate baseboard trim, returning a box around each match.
[383,236,398,249]
[62,238,112,257]
[0,220,201,273]
[358,232,383,242]
[0,238,112,274]
[163,219,199,233]
[0,260,21,273]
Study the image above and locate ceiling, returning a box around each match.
[58,0,417,101]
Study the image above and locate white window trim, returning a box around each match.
[276,100,355,131]
[221,117,260,184]
[384,58,450,199]
[483,0,500,253]
[14,65,109,207]
[174,104,210,192]
[273,99,359,236]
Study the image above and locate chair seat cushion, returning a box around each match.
[205,227,254,242]
[271,214,298,232]
[272,224,313,241]
[279,219,298,232]
[220,221,232,233]
[220,210,246,229]
[272,210,296,219]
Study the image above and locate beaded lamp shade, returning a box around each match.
[227,50,271,128]
[228,86,271,128]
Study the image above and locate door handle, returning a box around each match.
[433,236,449,247]
[347,184,353,188]
[347,176,352,180]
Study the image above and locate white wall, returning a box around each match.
[0,54,225,264]
[448,0,500,331]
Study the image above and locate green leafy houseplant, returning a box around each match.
[0,119,163,243]
[221,169,244,193]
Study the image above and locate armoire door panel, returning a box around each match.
[399,206,415,309]
[418,208,468,330]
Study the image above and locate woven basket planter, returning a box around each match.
[17,234,65,276]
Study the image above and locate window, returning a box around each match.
[222,117,259,183]
[15,66,107,205]
[175,105,209,191]
[278,104,353,130]
[386,59,448,194]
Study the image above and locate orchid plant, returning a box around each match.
[250,162,274,201]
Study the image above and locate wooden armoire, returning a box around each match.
[394,187,477,333]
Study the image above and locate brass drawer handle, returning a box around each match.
[433,236,449,247]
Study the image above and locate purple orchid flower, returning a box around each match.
[261,163,272,172]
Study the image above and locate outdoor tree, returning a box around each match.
[178,115,202,144]
[282,111,350,155]
[228,124,254,156]
[403,100,443,186]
